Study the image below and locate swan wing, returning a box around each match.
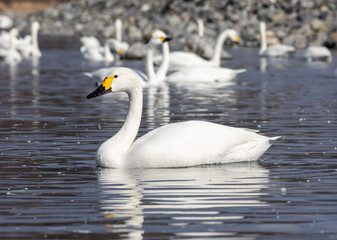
[82,46,104,61]
[169,51,210,68]
[126,121,275,168]
[167,67,246,82]
[303,46,332,60]
[264,44,295,57]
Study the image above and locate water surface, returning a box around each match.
[0,47,336,239]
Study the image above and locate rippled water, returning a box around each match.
[0,46,337,239]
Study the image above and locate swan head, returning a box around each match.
[87,67,141,99]
[148,30,172,47]
[107,38,129,55]
[224,29,239,43]
[10,28,19,37]
[32,21,40,31]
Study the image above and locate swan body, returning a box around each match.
[168,29,239,70]
[301,46,332,62]
[86,67,280,168]
[0,28,22,63]
[0,15,13,29]
[166,67,246,82]
[259,22,295,58]
[80,36,100,48]
[16,21,42,58]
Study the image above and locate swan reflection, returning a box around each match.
[98,162,269,239]
[145,83,170,129]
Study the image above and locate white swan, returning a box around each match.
[113,18,129,53]
[0,15,13,29]
[80,36,100,48]
[0,28,22,64]
[16,21,42,58]
[301,46,332,62]
[167,29,239,70]
[81,39,121,63]
[259,21,295,58]
[84,30,171,86]
[86,67,280,168]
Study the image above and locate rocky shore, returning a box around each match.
[9,0,337,54]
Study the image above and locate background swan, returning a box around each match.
[16,21,42,58]
[0,15,13,29]
[0,28,22,64]
[301,46,332,62]
[167,29,239,70]
[166,67,246,82]
[113,18,129,54]
[259,21,295,58]
[86,67,280,168]
[80,36,100,48]
[81,39,122,63]
[84,30,171,86]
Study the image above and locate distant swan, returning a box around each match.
[81,38,124,63]
[86,67,280,168]
[0,28,22,64]
[301,46,332,62]
[259,21,295,58]
[113,18,129,53]
[84,30,171,86]
[167,29,239,69]
[16,21,42,58]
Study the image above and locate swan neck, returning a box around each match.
[260,23,267,54]
[115,20,122,41]
[9,30,16,49]
[32,25,39,50]
[197,19,204,37]
[156,42,170,81]
[146,46,158,83]
[113,87,143,153]
[104,41,113,60]
[210,30,228,65]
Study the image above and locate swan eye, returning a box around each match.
[114,75,118,78]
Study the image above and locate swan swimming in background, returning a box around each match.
[112,18,129,53]
[86,67,280,168]
[84,30,171,86]
[0,28,22,64]
[80,36,100,48]
[81,39,123,63]
[0,15,13,29]
[167,29,239,70]
[259,21,295,58]
[301,45,332,62]
[16,21,42,58]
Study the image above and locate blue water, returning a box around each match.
[0,47,336,239]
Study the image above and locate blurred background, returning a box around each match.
[1,0,337,50]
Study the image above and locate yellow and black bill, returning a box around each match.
[87,84,111,99]
[87,76,115,99]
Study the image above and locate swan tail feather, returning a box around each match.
[269,136,282,141]
[235,69,246,74]
[83,72,92,78]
